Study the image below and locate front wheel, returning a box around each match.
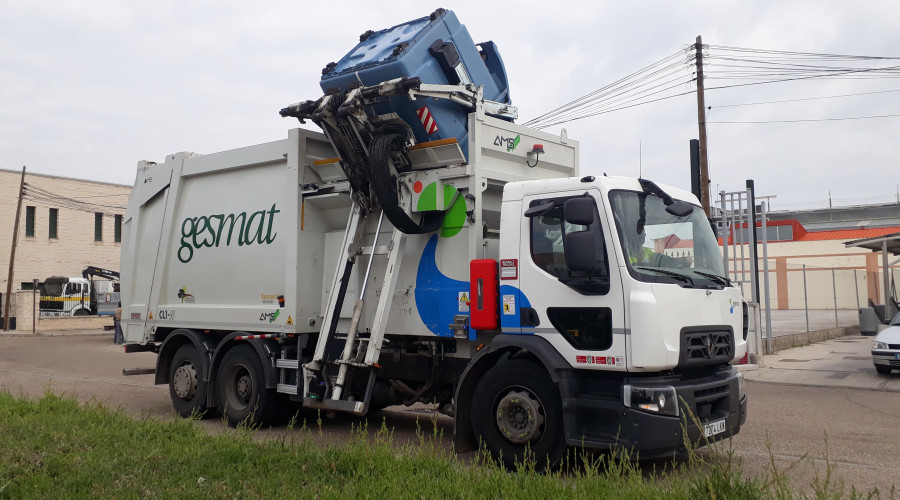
[875,364,892,374]
[471,359,566,471]
[217,344,277,427]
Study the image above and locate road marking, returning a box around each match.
[0,369,164,389]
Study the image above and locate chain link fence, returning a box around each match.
[731,263,899,333]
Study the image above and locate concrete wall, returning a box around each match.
[13,290,113,332]
[0,168,131,304]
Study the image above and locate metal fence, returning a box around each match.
[735,264,898,314]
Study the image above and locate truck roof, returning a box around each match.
[504,175,702,206]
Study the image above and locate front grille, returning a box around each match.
[694,383,730,402]
[888,344,900,350]
[684,380,734,420]
[679,329,734,368]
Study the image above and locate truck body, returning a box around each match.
[120,9,746,468]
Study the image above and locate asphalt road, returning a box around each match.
[1,333,898,494]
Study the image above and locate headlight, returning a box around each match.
[623,384,679,416]
[873,341,889,350]
[736,370,745,400]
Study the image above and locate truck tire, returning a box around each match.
[471,359,566,471]
[217,344,277,427]
[168,344,211,418]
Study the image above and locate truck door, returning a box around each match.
[517,190,627,371]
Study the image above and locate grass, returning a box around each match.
[0,391,891,499]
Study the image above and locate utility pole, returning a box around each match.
[4,166,26,331]
[695,35,711,216]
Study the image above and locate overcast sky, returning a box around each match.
[2,0,898,211]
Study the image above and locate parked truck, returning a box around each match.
[120,9,746,468]
[39,266,120,317]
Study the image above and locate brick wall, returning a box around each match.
[0,168,132,295]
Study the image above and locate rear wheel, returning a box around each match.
[218,345,277,427]
[168,344,210,418]
[471,359,566,471]
[875,364,892,374]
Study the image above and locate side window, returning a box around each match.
[530,208,566,278]
[528,196,609,280]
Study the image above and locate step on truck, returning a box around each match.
[120,9,747,468]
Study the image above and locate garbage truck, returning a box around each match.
[120,8,746,468]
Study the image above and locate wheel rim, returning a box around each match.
[224,363,253,411]
[172,361,197,400]
[494,388,545,444]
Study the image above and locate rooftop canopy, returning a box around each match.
[845,232,900,317]
[844,231,900,255]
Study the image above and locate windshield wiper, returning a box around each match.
[693,270,731,287]
[633,266,695,287]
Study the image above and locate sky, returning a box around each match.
[2,0,898,211]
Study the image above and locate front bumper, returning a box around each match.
[559,367,747,459]
[872,350,900,368]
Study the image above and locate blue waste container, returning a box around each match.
[320,9,512,159]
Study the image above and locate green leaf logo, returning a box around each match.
[508,135,521,152]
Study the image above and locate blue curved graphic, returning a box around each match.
[415,235,533,337]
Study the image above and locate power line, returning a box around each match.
[708,113,900,124]
[523,49,693,129]
[22,183,126,216]
[710,88,900,108]
[523,42,900,129]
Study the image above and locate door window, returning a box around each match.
[527,196,609,286]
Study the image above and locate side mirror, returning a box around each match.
[665,200,694,217]
[564,197,594,225]
[565,231,600,273]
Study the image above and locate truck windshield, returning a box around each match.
[609,190,727,287]
[39,280,65,297]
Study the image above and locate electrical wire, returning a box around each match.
[708,113,900,124]
[22,183,126,216]
[523,42,900,129]
[523,49,694,129]
[711,88,900,108]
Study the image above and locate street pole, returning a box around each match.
[695,36,711,215]
[4,166,26,331]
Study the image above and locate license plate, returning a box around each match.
[703,419,726,438]
[895,353,899,360]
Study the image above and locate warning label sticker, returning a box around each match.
[286,315,294,325]
[502,294,515,315]
[458,292,469,312]
[500,259,518,280]
[575,355,624,366]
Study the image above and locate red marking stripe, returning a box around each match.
[416,106,439,135]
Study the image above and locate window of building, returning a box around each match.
[25,206,35,237]
[49,208,58,239]
[94,212,103,242]
[114,214,122,243]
